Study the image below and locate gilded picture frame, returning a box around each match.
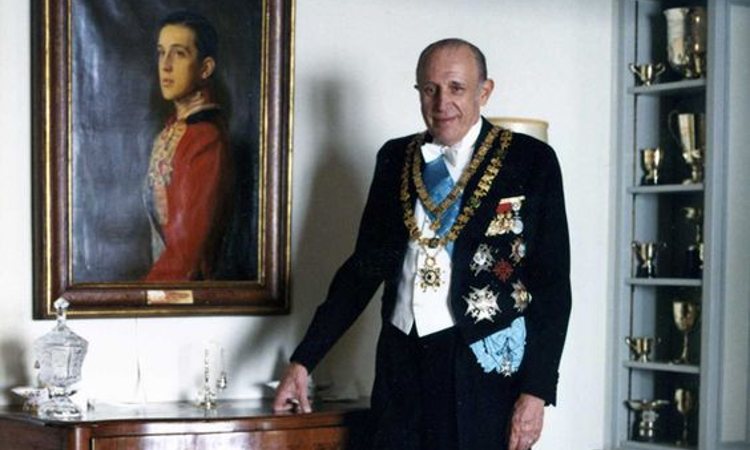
[32,0,293,318]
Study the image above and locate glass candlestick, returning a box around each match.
[197,345,228,410]
[197,348,217,410]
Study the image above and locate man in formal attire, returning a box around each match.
[274,38,571,450]
[144,11,232,281]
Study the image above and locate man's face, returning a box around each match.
[157,24,208,102]
[417,46,494,146]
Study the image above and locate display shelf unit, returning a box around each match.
[609,1,750,450]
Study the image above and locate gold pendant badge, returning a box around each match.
[418,255,442,292]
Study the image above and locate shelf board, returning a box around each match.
[626,278,702,287]
[628,79,706,96]
[628,184,704,194]
[619,440,696,450]
[623,360,700,374]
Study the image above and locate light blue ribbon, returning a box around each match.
[422,155,460,254]
[469,317,526,375]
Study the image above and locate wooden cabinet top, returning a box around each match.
[0,399,370,450]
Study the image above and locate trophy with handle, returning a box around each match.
[629,63,666,86]
[625,336,658,363]
[625,399,670,441]
[632,241,666,277]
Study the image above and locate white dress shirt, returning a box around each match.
[391,119,483,336]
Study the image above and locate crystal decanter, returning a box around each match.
[33,298,88,419]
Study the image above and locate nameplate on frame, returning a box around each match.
[147,290,194,305]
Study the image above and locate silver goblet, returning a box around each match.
[668,111,706,184]
[674,388,695,446]
[682,207,704,277]
[639,147,664,185]
[672,301,700,364]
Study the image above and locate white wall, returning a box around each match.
[0,1,613,449]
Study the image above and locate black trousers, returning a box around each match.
[365,323,521,450]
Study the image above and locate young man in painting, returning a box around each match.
[144,11,232,282]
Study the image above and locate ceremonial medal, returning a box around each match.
[470,244,496,275]
[487,196,526,236]
[511,280,532,312]
[418,254,442,292]
[486,202,513,236]
[511,197,525,235]
[464,285,501,323]
[493,259,514,283]
[512,218,524,235]
[485,216,506,236]
[499,354,514,377]
[486,214,513,236]
[510,237,526,265]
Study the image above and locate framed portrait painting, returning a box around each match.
[32,0,293,318]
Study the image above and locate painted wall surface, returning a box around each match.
[0,1,613,449]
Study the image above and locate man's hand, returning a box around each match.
[508,393,545,450]
[272,362,312,413]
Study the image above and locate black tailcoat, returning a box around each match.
[292,118,571,448]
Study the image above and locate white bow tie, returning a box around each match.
[422,142,458,166]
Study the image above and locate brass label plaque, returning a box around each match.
[147,290,194,305]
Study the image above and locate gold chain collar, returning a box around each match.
[400,126,512,249]
[412,127,501,228]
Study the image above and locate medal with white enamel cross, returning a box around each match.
[499,353,514,377]
[464,285,501,323]
[470,244,496,275]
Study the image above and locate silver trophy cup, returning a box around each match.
[625,399,670,441]
[668,111,706,184]
[664,7,707,79]
[629,63,666,86]
[632,241,666,278]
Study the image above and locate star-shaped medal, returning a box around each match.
[418,263,442,292]
[470,244,496,275]
[464,285,501,323]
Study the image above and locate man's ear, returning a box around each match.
[479,78,495,106]
[200,57,216,80]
